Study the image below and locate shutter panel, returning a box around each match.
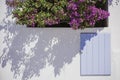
[80,33,111,76]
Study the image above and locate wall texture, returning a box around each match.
[0,0,120,80]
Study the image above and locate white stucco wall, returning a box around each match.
[0,0,120,80]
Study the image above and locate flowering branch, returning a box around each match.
[12,0,109,29]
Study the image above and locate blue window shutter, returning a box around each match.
[80,33,111,76]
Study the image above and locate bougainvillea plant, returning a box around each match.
[11,0,109,29]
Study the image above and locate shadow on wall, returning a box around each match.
[0,23,103,80]
[0,2,103,80]
[0,24,80,80]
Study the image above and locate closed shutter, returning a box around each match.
[80,33,111,76]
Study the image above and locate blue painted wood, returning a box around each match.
[80,33,111,76]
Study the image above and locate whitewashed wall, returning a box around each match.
[0,0,120,80]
